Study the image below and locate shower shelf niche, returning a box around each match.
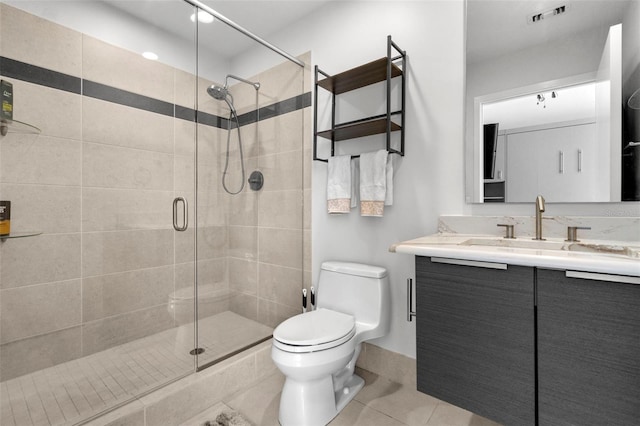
[0,119,41,137]
[0,231,43,241]
[313,35,406,162]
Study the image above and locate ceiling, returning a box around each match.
[466,0,630,64]
[108,0,632,64]
[106,0,331,59]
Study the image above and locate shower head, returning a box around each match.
[207,84,228,101]
[206,74,260,102]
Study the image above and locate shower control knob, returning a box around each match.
[248,170,264,191]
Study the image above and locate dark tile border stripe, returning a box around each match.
[83,80,174,117]
[175,105,196,122]
[0,56,310,129]
[0,56,81,94]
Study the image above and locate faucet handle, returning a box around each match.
[497,224,515,239]
[566,226,591,242]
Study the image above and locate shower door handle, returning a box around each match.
[173,197,188,232]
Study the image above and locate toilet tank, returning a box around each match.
[317,261,390,335]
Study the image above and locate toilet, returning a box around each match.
[271,261,390,426]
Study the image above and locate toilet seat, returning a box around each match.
[273,309,356,353]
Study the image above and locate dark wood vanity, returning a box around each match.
[416,256,640,426]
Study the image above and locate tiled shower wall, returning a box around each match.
[0,3,311,381]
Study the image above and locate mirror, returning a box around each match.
[465,0,640,203]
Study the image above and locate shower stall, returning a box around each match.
[0,1,310,424]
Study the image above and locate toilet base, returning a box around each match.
[278,373,365,426]
[335,374,364,414]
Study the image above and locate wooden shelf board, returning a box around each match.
[317,118,401,142]
[317,58,403,94]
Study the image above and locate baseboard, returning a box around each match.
[356,342,417,388]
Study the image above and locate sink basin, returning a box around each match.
[460,238,567,251]
[460,237,639,259]
[569,242,640,258]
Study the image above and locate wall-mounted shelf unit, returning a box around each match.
[313,35,406,162]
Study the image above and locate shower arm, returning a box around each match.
[225,74,260,91]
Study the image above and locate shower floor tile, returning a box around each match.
[0,311,272,426]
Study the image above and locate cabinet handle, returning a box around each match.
[566,270,640,285]
[559,150,564,174]
[407,279,416,322]
[172,197,188,232]
[431,257,507,270]
[577,149,582,173]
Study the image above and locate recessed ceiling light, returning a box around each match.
[528,4,568,24]
[190,10,214,24]
[142,51,158,61]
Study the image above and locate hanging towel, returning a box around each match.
[385,154,393,206]
[350,157,359,209]
[360,150,389,217]
[327,154,352,214]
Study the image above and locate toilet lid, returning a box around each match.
[273,308,355,347]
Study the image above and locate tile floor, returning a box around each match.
[185,368,503,426]
[0,312,272,426]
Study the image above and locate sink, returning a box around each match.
[459,237,639,259]
[460,237,567,251]
[569,242,640,258]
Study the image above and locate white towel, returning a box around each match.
[385,154,393,206]
[360,150,389,217]
[350,157,359,209]
[327,155,352,214]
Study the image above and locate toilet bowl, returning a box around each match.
[271,261,390,426]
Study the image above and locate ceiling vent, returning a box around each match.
[528,4,568,24]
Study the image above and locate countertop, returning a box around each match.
[390,233,640,278]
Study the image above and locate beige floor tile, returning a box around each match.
[330,399,405,426]
[217,366,503,426]
[355,369,439,425]
[425,402,503,426]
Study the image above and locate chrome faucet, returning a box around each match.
[534,195,545,240]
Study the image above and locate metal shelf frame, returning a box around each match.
[313,35,406,162]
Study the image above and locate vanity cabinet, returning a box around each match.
[415,256,536,426]
[415,256,640,426]
[537,269,640,426]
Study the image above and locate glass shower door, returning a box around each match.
[0,1,200,424]
[194,17,308,370]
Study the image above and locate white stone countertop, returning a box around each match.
[390,233,640,278]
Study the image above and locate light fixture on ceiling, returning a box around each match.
[536,91,559,108]
[190,10,214,24]
[529,5,567,24]
[142,51,158,61]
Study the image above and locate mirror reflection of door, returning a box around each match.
[477,24,622,203]
[466,0,640,203]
